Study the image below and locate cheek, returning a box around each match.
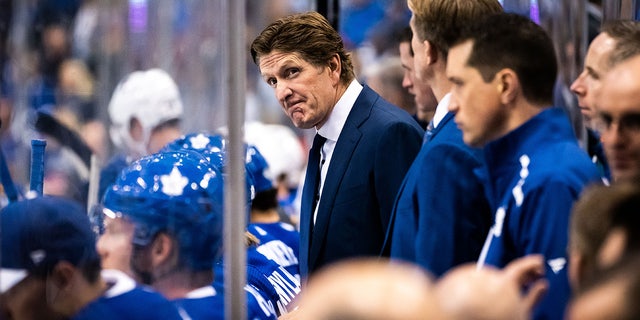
[98,234,133,263]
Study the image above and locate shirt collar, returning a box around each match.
[316,80,363,141]
[432,92,451,128]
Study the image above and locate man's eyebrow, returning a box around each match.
[585,66,600,79]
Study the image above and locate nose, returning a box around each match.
[448,94,459,113]
[602,123,627,149]
[570,74,585,96]
[96,235,108,258]
[275,82,293,104]
[402,72,413,91]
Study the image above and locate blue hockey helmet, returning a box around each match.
[102,151,224,270]
[162,132,258,202]
[162,133,226,170]
[245,145,274,193]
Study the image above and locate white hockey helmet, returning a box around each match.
[108,68,183,157]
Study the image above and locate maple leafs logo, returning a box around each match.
[161,166,189,196]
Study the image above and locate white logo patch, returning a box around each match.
[512,154,530,207]
[161,166,189,196]
[492,207,506,237]
[189,134,211,149]
[547,257,566,274]
[30,249,46,265]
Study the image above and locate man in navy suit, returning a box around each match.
[382,0,501,277]
[250,11,423,280]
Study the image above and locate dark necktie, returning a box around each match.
[309,133,327,214]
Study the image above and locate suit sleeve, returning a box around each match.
[374,121,422,234]
[414,143,491,277]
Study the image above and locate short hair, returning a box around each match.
[407,0,502,59]
[251,188,279,212]
[607,184,640,258]
[32,258,102,284]
[569,183,630,283]
[601,20,640,68]
[399,26,414,56]
[456,13,558,106]
[250,11,354,85]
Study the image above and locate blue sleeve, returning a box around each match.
[516,181,581,320]
[414,143,491,277]
[374,121,422,234]
[245,284,278,320]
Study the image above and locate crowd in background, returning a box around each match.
[1,0,640,319]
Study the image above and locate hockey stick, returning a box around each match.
[34,111,92,168]
[29,139,46,195]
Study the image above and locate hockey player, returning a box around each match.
[99,68,184,199]
[101,151,276,319]
[162,133,302,314]
[0,196,183,319]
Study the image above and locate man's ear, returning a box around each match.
[149,233,177,269]
[328,54,342,86]
[424,39,439,65]
[129,118,144,142]
[49,261,77,290]
[496,69,519,105]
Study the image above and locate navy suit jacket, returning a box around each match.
[383,112,492,277]
[299,86,423,279]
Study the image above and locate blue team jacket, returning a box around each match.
[477,107,601,320]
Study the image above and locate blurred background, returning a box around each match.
[0,0,638,202]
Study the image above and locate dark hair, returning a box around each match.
[607,184,640,258]
[32,257,102,284]
[456,13,557,106]
[251,188,279,212]
[407,0,502,59]
[250,11,354,85]
[570,182,633,286]
[601,20,640,68]
[399,26,414,57]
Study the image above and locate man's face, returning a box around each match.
[570,33,616,123]
[447,40,505,147]
[0,275,62,320]
[596,56,640,183]
[399,42,416,96]
[96,214,135,277]
[258,51,340,129]
[400,41,437,115]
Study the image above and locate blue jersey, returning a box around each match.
[173,284,276,320]
[172,286,224,320]
[72,269,183,320]
[477,108,601,320]
[247,222,300,279]
[214,245,301,316]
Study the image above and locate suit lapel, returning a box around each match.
[430,112,455,141]
[299,148,320,277]
[307,86,373,270]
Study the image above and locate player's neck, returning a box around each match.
[250,208,280,223]
[153,270,214,300]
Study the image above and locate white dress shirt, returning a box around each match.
[313,80,363,224]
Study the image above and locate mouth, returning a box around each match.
[285,98,303,109]
[577,104,594,115]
